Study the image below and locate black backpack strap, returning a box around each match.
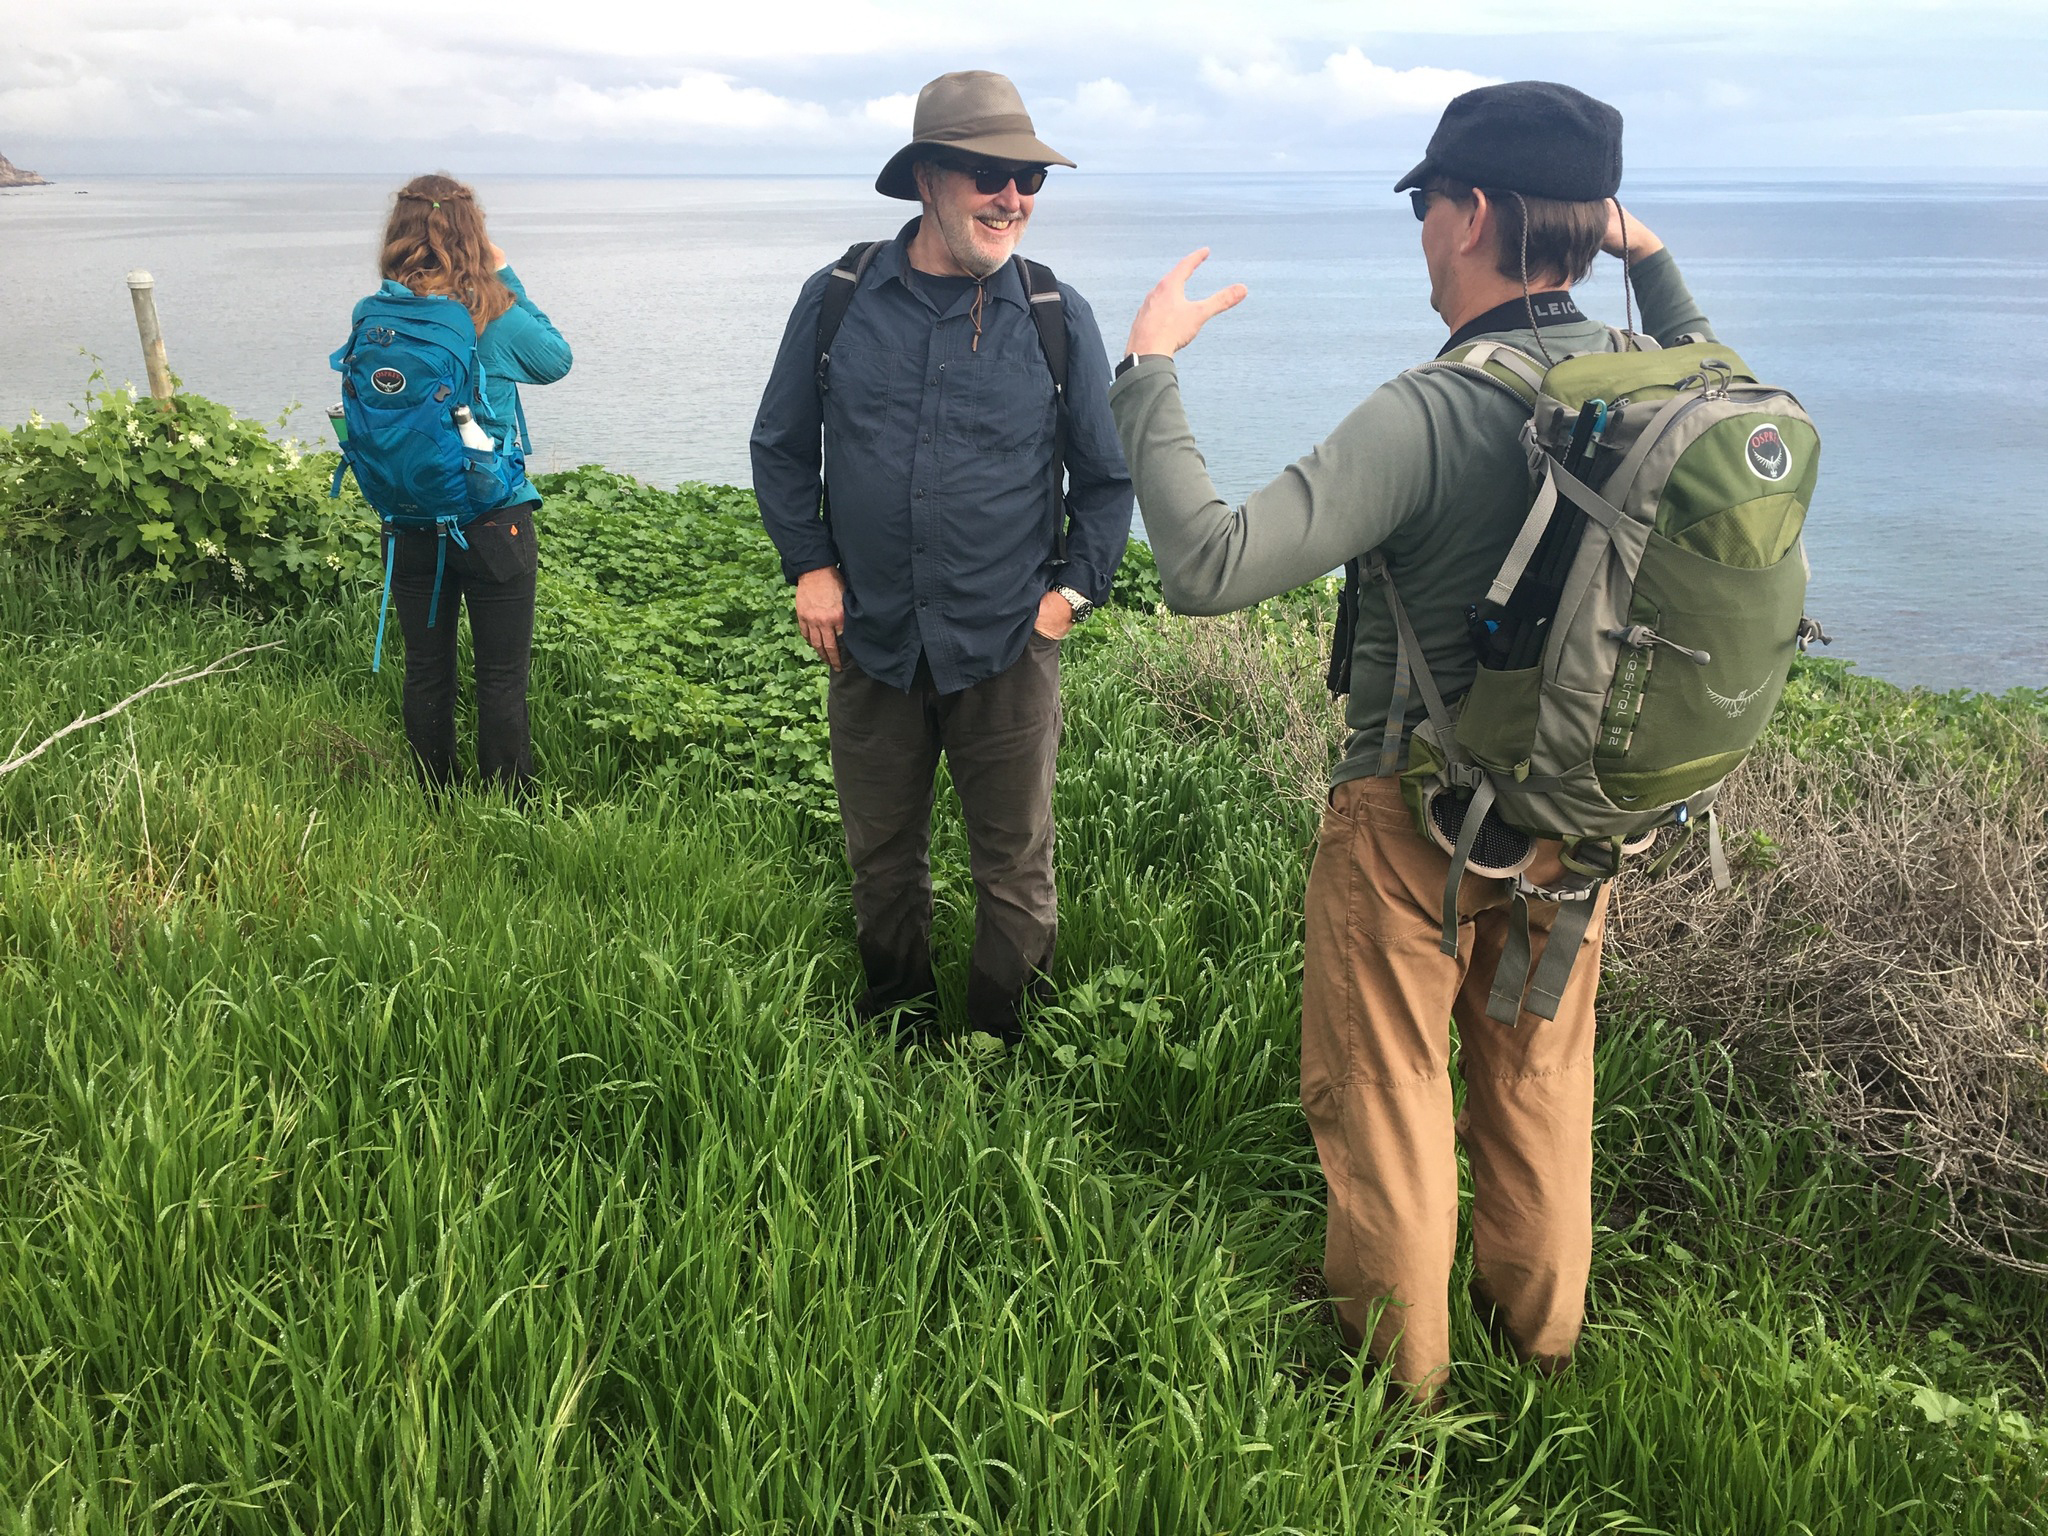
[1016,255,1072,564]
[812,240,883,528]
[815,241,882,391]
[1327,558,1360,697]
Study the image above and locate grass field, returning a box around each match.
[3,485,2045,1532]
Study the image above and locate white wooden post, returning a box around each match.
[126,270,175,407]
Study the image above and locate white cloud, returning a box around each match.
[1898,108,2048,137]
[4,2,2044,171]
[863,93,918,131]
[1063,78,1161,132]
[1200,48,1498,122]
[527,73,835,140]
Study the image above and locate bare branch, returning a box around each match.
[0,641,284,779]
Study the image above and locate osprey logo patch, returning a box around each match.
[1745,423,1790,482]
[1706,674,1774,718]
[370,367,407,395]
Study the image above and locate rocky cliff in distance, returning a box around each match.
[0,152,50,187]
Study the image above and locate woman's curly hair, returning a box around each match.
[379,173,513,331]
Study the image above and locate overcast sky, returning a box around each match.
[5,1,2044,178]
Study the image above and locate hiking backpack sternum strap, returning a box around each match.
[328,290,531,670]
[1356,331,1823,1024]
[813,243,1074,560]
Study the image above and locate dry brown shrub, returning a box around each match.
[1124,604,2048,1272]
[1120,602,1343,813]
[1610,723,2048,1274]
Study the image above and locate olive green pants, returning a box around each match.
[826,634,1062,1038]
[1301,775,1608,1397]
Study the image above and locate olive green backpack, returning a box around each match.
[1364,331,1825,1025]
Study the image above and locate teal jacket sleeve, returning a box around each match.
[483,266,573,385]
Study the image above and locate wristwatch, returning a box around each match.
[1114,352,1169,379]
[1054,584,1096,622]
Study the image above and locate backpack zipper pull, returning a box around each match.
[1608,624,1712,665]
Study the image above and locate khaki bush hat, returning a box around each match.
[876,71,1074,201]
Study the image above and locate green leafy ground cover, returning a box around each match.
[1,397,2044,1533]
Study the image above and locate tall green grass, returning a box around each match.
[2,550,2043,1534]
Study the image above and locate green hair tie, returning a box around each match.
[432,201,441,208]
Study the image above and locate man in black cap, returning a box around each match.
[752,71,1131,1044]
[1107,81,1717,1399]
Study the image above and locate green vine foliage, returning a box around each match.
[0,381,380,602]
[533,468,837,814]
[0,386,1165,819]
[533,467,1165,819]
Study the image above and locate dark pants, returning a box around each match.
[390,503,539,795]
[827,633,1063,1039]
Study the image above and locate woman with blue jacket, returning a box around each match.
[375,173,571,795]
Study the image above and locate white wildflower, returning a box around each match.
[197,537,223,558]
[186,432,207,448]
[229,559,247,586]
[325,553,343,571]
[27,410,44,428]
[225,455,238,467]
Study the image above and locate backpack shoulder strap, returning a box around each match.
[1015,255,1075,563]
[1607,326,1663,353]
[1426,340,1546,409]
[811,240,884,534]
[814,240,884,392]
[1016,257,1068,394]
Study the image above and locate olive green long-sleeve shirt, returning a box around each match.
[1107,249,1714,788]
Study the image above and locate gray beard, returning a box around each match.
[939,208,1016,279]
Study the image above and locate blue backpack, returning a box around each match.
[328,289,530,670]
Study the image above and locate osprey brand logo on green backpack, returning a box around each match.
[1346,328,1825,1027]
[1746,423,1791,481]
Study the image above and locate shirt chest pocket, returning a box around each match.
[824,343,918,447]
[961,357,1056,458]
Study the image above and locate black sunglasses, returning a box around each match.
[1409,188,1434,221]
[935,156,1049,196]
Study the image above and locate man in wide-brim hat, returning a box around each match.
[751,71,1131,1045]
[874,70,1075,203]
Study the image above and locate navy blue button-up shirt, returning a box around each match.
[750,219,1134,694]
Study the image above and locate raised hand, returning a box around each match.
[1602,202,1663,260]
[1123,248,1248,358]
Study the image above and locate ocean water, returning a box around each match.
[3,173,2044,693]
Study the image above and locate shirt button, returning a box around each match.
[922,432,931,443]
[914,543,925,553]
[918,598,929,609]
[915,489,925,499]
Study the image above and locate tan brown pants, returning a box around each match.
[1301,774,1608,1396]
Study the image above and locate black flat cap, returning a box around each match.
[1395,81,1622,202]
